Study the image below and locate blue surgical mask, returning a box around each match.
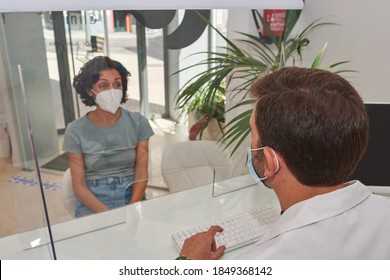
[247,146,280,189]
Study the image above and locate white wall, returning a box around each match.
[224,9,258,124]
[169,10,211,122]
[225,2,390,103]
[302,0,390,102]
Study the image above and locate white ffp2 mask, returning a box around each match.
[93,89,123,114]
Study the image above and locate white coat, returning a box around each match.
[236,181,390,259]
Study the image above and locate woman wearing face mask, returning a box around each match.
[63,56,154,218]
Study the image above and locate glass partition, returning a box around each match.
[0,8,232,259]
[0,160,58,259]
[49,171,280,259]
[0,59,61,259]
[212,173,257,197]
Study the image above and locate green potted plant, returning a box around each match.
[184,86,225,140]
[176,10,352,154]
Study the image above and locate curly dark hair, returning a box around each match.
[73,56,131,106]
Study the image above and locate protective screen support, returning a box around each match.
[18,64,57,259]
[211,167,257,197]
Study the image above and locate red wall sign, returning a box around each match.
[263,9,286,37]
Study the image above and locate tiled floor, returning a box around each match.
[0,117,187,238]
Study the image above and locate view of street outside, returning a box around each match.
[43,15,165,131]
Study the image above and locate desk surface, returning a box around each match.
[0,178,279,260]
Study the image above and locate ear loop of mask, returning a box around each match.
[91,89,98,97]
[269,148,280,176]
[251,146,280,179]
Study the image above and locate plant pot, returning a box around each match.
[188,111,224,141]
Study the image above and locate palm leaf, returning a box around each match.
[311,42,328,69]
[175,11,353,156]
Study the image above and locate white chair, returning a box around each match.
[61,168,77,217]
[161,140,235,193]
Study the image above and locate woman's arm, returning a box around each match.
[68,152,109,213]
[130,139,149,203]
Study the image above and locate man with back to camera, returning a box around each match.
[178,67,390,260]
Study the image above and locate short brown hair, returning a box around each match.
[73,56,130,106]
[251,67,369,186]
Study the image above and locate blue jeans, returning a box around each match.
[75,175,141,218]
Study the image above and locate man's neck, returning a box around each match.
[275,180,347,212]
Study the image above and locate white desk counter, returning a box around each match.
[0,180,279,260]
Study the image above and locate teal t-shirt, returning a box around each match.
[63,109,154,180]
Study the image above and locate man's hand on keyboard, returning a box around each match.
[180,225,226,260]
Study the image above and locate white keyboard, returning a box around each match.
[172,205,279,253]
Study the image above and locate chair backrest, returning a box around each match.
[161,140,234,193]
[61,168,77,217]
[225,140,249,178]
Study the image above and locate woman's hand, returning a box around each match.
[131,139,149,203]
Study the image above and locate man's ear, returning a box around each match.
[263,148,279,178]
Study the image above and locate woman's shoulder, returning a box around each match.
[121,109,154,138]
[65,115,89,131]
[121,109,146,121]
